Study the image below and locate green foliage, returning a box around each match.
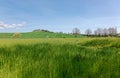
[82,39,111,47]
[0,38,120,78]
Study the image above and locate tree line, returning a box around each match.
[72,27,118,37]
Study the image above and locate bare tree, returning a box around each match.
[94,30,98,36]
[108,27,113,36]
[72,28,80,37]
[113,27,117,36]
[108,27,117,36]
[103,28,108,36]
[85,29,92,36]
[96,28,103,36]
[94,27,118,37]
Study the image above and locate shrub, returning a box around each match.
[13,32,21,38]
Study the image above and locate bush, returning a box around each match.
[13,33,21,38]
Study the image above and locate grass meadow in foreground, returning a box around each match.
[0,38,120,78]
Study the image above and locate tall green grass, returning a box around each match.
[0,38,120,78]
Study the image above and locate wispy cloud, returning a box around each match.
[0,21,26,29]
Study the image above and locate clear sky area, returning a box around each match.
[0,0,120,33]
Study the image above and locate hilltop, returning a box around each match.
[0,29,84,39]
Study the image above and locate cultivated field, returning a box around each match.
[0,38,120,78]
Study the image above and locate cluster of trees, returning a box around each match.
[32,29,53,33]
[93,27,117,36]
[72,27,118,37]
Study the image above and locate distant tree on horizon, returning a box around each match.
[108,27,117,36]
[85,29,92,36]
[72,28,80,37]
[103,28,109,36]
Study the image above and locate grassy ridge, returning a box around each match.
[0,32,84,39]
[0,38,120,78]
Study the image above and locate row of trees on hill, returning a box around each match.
[32,29,54,33]
[72,27,118,37]
[93,27,117,36]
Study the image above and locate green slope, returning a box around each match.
[0,32,85,39]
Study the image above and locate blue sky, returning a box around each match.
[0,0,120,33]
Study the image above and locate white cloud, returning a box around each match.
[0,21,26,29]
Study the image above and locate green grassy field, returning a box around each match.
[0,31,84,39]
[0,38,120,78]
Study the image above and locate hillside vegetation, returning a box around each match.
[0,31,84,39]
[0,38,120,78]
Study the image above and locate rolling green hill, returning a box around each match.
[0,31,85,39]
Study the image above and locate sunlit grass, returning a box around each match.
[0,38,120,78]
